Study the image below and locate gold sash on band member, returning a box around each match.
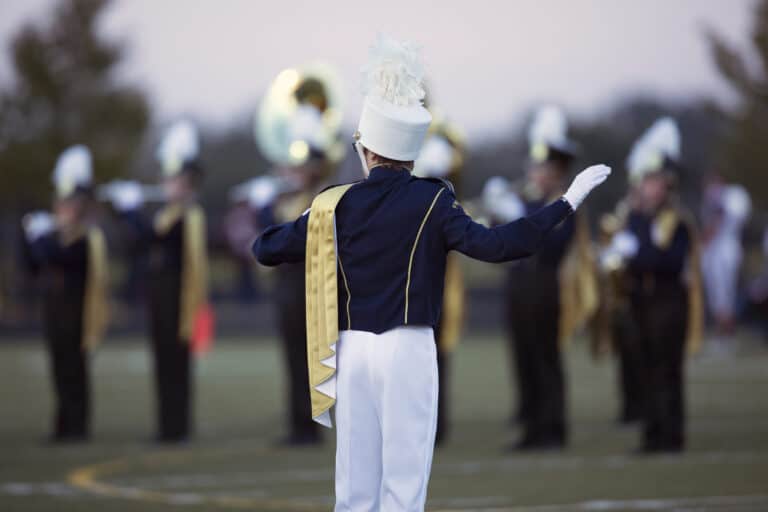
[305,184,355,427]
[82,227,109,350]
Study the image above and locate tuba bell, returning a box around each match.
[254,64,345,167]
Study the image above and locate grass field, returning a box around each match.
[1,333,767,511]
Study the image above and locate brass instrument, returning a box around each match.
[591,204,632,357]
[254,64,345,168]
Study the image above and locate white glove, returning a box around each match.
[105,180,144,211]
[563,164,611,210]
[248,176,280,210]
[23,211,55,242]
[482,176,525,222]
[611,230,639,259]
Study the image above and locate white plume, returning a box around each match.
[361,34,426,107]
[527,105,569,148]
[722,184,751,225]
[156,120,200,174]
[53,145,93,195]
[414,135,453,178]
[627,117,681,180]
[482,176,525,222]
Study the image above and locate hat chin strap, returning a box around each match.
[354,141,369,177]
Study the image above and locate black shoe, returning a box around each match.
[153,433,190,445]
[275,432,322,447]
[506,435,564,452]
[618,411,642,425]
[633,442,683,455]
[509,411,528,427]
[46,432,89,445]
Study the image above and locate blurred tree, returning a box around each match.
[0,0,150,213]
[707,0,768,210]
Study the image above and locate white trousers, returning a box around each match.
[702,237,742,317]
[334,326,438,512]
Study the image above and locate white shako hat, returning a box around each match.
[156,119,200,177]
[52,145,93,199]
[527,105,577,165]
[356,34,432,161]
[626,117,681,184]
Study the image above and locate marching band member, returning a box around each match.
[700,174,751,354]
[253,35,611,509]
[414,113,466,446]
[604,117,704,453]
[105,121,208,443]
[22,145,109,442]
[252,66,344,446]
[483,106,598,450]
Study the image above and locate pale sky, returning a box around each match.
[0,0,757,139]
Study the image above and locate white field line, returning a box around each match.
[5,450,768,509]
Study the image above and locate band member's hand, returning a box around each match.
[563,164,611,210]
[482,176,525,222]
[105,181,145,211]
[247,176,280,210]
[22,211,55,241]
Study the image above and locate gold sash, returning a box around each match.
[82,227,109,350]
[305,184,354,427]
[439,253,465,353]
[180,205,208,341]
[558,210,599,346]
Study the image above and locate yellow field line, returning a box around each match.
[67,448,327,511]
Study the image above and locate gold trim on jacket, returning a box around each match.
[405,188,445,323]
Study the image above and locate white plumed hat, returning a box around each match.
[52,145,93,199]
[356,34,432,161]
[527,105,577,164]
[156,120,200,177]
[626,117,681,183]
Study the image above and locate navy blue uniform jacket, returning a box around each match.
[253,166,573,335]
[625,210,691,289]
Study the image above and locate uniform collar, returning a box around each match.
[367,165,412,182]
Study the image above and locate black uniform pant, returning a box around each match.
[507,297,566,444]
[150,277,191,441]
[613,308,645,422]
[277,300,318,440]
[631,286,687,450]
[44,293,90,439]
